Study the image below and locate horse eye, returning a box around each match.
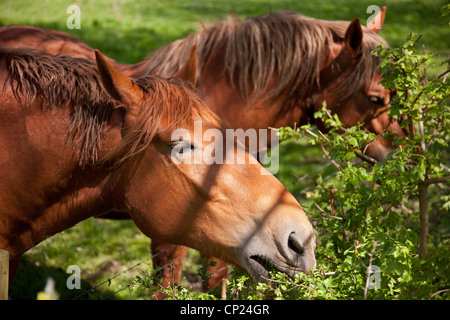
[368,95,383,104]
[170,141,195,154]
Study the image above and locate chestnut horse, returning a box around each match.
[0,46,316,289]
[0,8,403,290]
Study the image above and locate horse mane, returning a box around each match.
[0,46,115,165]
[143,10,388,107]
[0,46,217,166]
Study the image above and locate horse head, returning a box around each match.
[315,7,407,161]
[94,48,316,280]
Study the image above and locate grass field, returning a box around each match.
[1,0,448,299]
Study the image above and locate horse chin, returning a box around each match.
[244,255,304,282]
[246,255,280,281]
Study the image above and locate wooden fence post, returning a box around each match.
[0,249,9,300]
[221,278,227,300]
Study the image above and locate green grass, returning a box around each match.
[1,0,448,299]
[10,219,151,299]
[0,0,448,62]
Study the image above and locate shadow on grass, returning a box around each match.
[9,254,128,300]
[11,256,84,300]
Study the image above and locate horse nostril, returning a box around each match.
[288,233,304,257]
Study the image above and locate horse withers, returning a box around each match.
[0,46,315,288]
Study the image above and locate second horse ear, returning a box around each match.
[174,44,198,86]
[344,18,363,59]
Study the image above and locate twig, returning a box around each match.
[318,130,331,144]
[437,69,450,80]
[354,151,378,165]
[418,104,426,152]
[411,33,423,47]
[430,288,450,299]
[330,185,335,216]
[426,175,450,186]
[314,203,325,213]
[315,203,344,220]
[420,44,428,85]
[304,128,318,138]
[319,144,344,172]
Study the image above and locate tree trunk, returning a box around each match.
[418,181,428,260]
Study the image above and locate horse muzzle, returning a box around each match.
[239,221,316,281]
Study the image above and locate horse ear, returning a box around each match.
[175,44,198,86]
[344,18,363,59]
[95,49,143,105]
[367,6,386,33]
[95,49,143,126]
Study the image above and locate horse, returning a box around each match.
[0,7,404,291]
[0,46,316,291]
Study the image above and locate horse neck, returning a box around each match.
[0,101,116,262]
[2,172,116,281]
[3,167,116,282]
[42,172,114,228]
